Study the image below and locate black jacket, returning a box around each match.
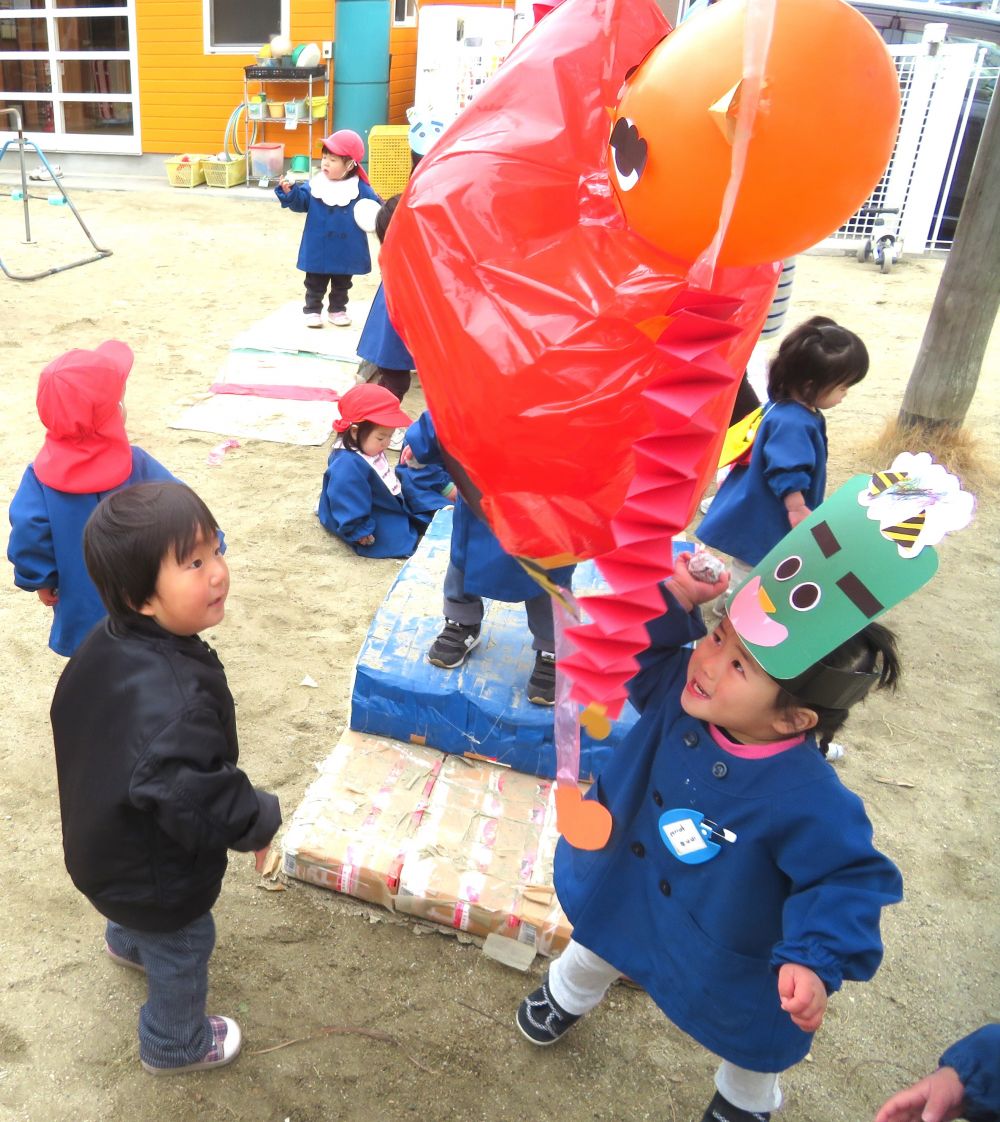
[50,615,281,932]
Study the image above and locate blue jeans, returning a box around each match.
[106,913,216,1068]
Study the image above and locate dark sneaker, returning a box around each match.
[516,979,581,1046]
[527,650,556,706]
[700,1091,770,1122]
[141,1015,242,1075]
[427,620,481,669]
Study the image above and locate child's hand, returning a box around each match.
[357,534,375,546]
[253,847,271,873]
[784,492,811,529]
[777,963,827,1032]
[668,551,729,611]
[398,445,413,466]
[873,1066,966,1122]
[278,176,293,195]
[37,588,59,608]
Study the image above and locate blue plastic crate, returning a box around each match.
[350,508,694,780]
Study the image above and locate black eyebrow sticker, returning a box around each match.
[836,572,884,618]
[811,521,840,558]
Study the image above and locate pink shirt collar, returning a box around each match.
[708,724,806,759]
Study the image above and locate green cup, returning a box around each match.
[290,154,311,173]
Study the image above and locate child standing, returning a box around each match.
[698,316,869,596]
[276,130,381,328]
[8,341,181,657]
[357,194,414,405]
[403,410,574,706]
[317,383,420,558]
[515,549,903,1120]
[50,482,280,1074]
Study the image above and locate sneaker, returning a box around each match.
[427,620,481,668]
[825,740,847,761]
[303,312,323,328]
[700,1091,770,1122]
[516,979,581,1046]
[328,310,351,327]
[389,428,405,452]
[105,941,145,973]
[141,1015,242,1076]
[527,650,556,706]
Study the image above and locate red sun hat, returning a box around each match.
[333,383,412,433]
[33,340,135,494]
[320,130,370,183]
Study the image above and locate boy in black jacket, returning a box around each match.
[50,482,281,1075]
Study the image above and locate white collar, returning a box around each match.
[309,173,360,207]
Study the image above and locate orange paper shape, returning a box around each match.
[555,783,613,851]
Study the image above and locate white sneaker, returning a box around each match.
[389,428,405,451]
[826,741,847,761]
[328,310,351,327]
[303,312,323,328]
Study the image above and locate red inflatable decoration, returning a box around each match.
[381,0,899,718]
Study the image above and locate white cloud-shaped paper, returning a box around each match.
[858,451,975,557]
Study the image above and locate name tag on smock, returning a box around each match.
[658,808,736,865]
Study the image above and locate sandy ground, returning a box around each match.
[0,186,997,1122]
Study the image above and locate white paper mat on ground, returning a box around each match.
[231,299,370,359]
[217,348,360,392]
[170,393,338,445]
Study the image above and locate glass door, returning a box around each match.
[0,1,140,154]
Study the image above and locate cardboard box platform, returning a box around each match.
[350,506,658,780]
[283,730,574,957]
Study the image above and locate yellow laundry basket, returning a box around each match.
[368,125,412,202]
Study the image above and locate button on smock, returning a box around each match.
[683,731,699,748]
[631,841,646,858]
[711,761,729,779]
[652,790,664,807]
[659,880,672,896]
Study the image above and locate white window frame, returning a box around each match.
[202,0,290,55]
[393,0,417,29]
[0,3,141,156]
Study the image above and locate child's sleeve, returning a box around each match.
[760,415,821,501]
[403,411,441,467]
[627,583,707,713]
[324,454,377,543]
[7,469,58,591]
[130,707,281,853]
[769,784,903,991]
[274,181,311,213]
[940,1025,1000,1119]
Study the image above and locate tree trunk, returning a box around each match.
[898,84,1000,429]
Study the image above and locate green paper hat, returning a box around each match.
[728,452,973,708]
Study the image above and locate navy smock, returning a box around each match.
[357,283,414,370]
[275,179,378,276]
[554,586,903,1073]
[318,447,420,559]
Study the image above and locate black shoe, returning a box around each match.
[527,650,556,706]
[427,620,481,669]
[700,1091,771,1122]
[516,978,581,1046]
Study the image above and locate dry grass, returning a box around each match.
[853,416,995,494]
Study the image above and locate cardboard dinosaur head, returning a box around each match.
[728,452,974,708]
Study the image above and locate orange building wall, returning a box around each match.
[137,1,416,155]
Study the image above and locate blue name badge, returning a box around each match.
[658,808,736,864]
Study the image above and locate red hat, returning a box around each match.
[320,130,370,183]
[333,383,412,433]
[33,340,134,494]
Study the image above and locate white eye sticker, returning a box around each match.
[789,582,821,611]
[774,556,802,581]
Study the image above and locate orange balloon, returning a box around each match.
[608,0,901,265]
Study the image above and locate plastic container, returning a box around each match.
[266,100,285,118]
[309,95,328,120]
[290,154,312,173]
[203,156,248,188]
[368,125,411,201]
[247,99,267,120]
[249,142,284,179]
[164,153,212,188]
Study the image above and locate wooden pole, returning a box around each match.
[898,84,1000,429]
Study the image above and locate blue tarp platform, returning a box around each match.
[350,507,692,780]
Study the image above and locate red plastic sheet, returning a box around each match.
[382,0,780,565]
